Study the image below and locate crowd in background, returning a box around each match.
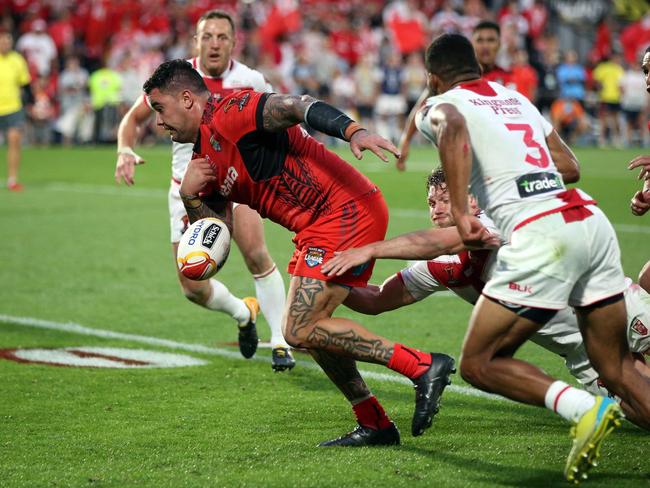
[2,0,650,148]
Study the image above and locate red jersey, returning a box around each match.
[483,65,515,89]
[194,90,377,233]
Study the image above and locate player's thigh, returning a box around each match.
[283,275,349,337]
[576,299,629,376]
[462,295,542,363]
[232,204,273,274]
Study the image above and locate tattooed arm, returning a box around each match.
[261,94,400,161]
[179,157,233,232]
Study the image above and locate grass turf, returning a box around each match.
[0,144,648,487]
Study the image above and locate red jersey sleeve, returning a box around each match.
[209,90,269,144]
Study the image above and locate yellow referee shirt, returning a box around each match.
[0,50,31,116]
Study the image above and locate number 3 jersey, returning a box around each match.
[415,79,592,238]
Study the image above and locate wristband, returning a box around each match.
[304,101,364,141]
[343,122,365,141]
[179,192,203,209]
[117,146,144,163]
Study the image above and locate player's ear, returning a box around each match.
[181,90,194,110]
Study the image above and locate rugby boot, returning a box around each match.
[318,422,400,447]
[565,397,624,484]
[271,347,296,372]
[411,352,456,436]
[237,297,259,359]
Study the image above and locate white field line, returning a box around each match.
[42,182,650,235]
[0,313,504,402]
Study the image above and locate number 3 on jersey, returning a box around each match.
[505,123,550,168]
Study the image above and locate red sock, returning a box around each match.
[352,396,392,430]
[387,343,432,379]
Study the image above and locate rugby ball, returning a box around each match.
[177,218,230,280]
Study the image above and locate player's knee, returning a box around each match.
[282,319,315,348]
[459,355,487,389]
[180,281,210,305]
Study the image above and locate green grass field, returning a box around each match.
[0,145,648,487]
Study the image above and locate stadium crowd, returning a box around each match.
[1,0,650,149]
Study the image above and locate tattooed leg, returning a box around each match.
[283,275,394,365]
[309,349,371,403]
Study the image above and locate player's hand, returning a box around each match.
[395,140,409,172]
[349,130,400,162]
[115,151,145,186]
[321,246,373,277]
[181,158,217,196]
[628,155,650,180]
[455,214,495,249]
[631,189,650,216]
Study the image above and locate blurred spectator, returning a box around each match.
[535,38,560,116]
[621,13,650,66]
[28,75,55,146]
[88,62,122,144]
[403,51,427,113]
[0,30,31,191]
[619,60,649,147]
[550,98,589,146]
[56,55,90,145]
[374,50,405,143]
[292,48,319,96]
[593,54,625,147]
[330,66,356,115]
[523,0,549,49]
[511,48,538,102]
[353,53,379,131]
[556,50,586,103]
[383,0,427,55]
[430,1,462,37]
[16,18,56,76]
[548,0,609,64]
[48,11,75,63]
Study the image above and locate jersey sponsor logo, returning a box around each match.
[201,224,222,249]
[516,172,563,198]
[305,247,325,268]
[220,166,239,197]
[508,281,532,293]
[223,92,251,113]
[632,318,648,336]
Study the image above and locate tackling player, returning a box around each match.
[417,34,650,483]
[115,11,295,371]
[397,21,513,171]
[142,59,462,446]
[323,168,650,403]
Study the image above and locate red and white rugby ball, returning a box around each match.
[177,218,230,280]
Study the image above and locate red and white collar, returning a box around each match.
[191,57,234,80]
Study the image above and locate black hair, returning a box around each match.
[424,34,481,82]
[198,9,235,35]
[473,20,500,36]
[646,45,650,54]
[143,59,209,95]
[426,166,446,191]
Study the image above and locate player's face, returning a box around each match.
[472,28,500,69]
[196,18,235,77]
[148,88,197,143]
[642,52,650,94]
[428,185,454,228]
[0,33,12,54]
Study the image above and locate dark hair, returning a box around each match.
[473,20,500,36]
[143,59,209,95]
[426,166,446,191]
[425,34,481,82]
[646,45,650,54]
[197,9,235,35]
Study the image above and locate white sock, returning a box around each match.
[254,264,288,348]
[205,279,250,325]
[544,380,596,423]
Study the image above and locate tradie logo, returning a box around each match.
[516,172,564,198]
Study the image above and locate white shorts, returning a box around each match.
[375,94,407,116]
[625,279,650,355]
[168,179,237,243]
[483,205,626,309]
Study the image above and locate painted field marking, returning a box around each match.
[0,314,504,402]
[41,182,650,235]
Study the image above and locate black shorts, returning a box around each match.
[0,109,25,132]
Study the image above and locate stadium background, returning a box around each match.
[1,0,650,487]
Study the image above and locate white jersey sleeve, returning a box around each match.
[415,80,578,239]
[399,260,446,301]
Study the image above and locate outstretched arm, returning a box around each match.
[344,275,418,315]
[115,97,152,185]
[261,94,400,161]
[397,88,430,171]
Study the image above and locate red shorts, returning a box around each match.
[287,189,388,288]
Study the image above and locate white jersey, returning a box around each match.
[415,79,590,239]
[146,58,271,182]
